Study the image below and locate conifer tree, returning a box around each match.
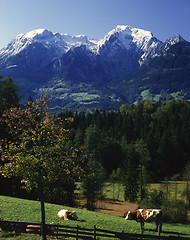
[121,140,140,202]
[0,75,20,115]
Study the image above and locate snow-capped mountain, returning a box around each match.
[0,25,161,73]
[0,29,96,73]
[0,29,91,59]
[0,25,161,57]
[0,25,187,111]
[154,35,186,56]
[44,25,162,83]
[97,25,161,60]
[0,25,162,92]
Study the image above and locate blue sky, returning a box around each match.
[0,0,190,49]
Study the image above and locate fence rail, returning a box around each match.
[0,220,190,239]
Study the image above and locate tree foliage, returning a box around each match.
[59,99,190,180]
[0,94,89,239]
[82,157,106,210]
[0,95,88,202]
[121,142,140,202]
[0,75,20,115]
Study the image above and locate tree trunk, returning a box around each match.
[40,191,46,240]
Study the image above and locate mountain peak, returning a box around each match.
[98,25,160,62]
[0,25,189,111]
[166,35,185,45]
[110,25,132,34]
[22,29,54,40]
[156,35,186,54]
[110,25,154,38]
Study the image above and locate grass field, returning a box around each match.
[0,195,190,239]
[101,181,189,202]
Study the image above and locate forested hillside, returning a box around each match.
[59,100,190,180]
[109,40,190,104]
[0,75,190,207]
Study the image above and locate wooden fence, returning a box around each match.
[0,220,190,239]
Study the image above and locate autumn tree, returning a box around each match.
[0,95,88,240]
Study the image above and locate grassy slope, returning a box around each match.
[0,195,190,239]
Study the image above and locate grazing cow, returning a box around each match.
[125,209,162,235]
[57,209,78,220]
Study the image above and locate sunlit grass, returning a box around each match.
[1,195,190,239]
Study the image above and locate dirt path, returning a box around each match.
[77,199,138,217]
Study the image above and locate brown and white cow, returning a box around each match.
[125,209,162,235]
[57,209,78,220]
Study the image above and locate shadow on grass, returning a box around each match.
[77,219,86,222]
[146,228,189,236]
[1,231,15,238]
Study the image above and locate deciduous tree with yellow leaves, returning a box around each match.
[0,94,88,240]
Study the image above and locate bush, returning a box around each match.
[162,200,188,223]
[138,189,164,209]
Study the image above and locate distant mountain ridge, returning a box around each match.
[0,25,189,111]
[109,39,190,104]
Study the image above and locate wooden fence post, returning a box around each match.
[56,225,59,240]
[76,225,79,240]
[40,191,46,240]
[94,225,96,240]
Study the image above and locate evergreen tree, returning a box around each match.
[135,139,151,200]
[121,140,140,202]
[82,158,106,210]
[74,128,84,147]
[0,75,21,115]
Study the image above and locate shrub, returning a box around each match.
[162,199,188,223]
[138,189,164,209]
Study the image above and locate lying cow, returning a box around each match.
[125,209,162,235]
[57,209,78,220]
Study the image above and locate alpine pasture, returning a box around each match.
[1,195,190,239]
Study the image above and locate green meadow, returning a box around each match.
[0,195,190,239]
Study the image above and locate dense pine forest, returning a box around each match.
[59,100,190,181]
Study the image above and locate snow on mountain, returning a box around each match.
[0,25,188,111]
[98,25,152,50]
[0,24,164,85]
[0,29,96,62]
[97,25,162,57]
[0,29,68,59]
[0,25,161,59]
[152,35,186,58]
[160,35,185,52]
[23,28,54,39]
